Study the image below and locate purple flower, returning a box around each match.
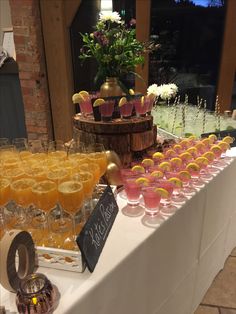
[129,18,136,26]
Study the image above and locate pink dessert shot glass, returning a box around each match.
[124,178,142,206]
[99,100,115,121]
[142,186,161,216]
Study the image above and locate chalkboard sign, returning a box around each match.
[76,185,119,272]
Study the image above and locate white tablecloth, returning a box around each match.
[1,159,236,314]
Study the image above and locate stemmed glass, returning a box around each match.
[31,180,58,246]
[12,138,32,160]
[0,178,10,236]
[48,140,67,161]
[72,171,95,220]
[87,143,108,194]
[57,180,85,244]
[10,178,36,230]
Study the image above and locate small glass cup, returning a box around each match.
[79,95,93,117]
[99,100,115,121]
[133,97,147,117]
[124,178,141,206]
[119,100,134,119]
[142,186,161,216]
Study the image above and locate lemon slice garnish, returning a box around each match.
[79,90,89,99]
[201,138,210,147]
[180,139,189,148]
[152,152,165,160]
[178,170,191,180]
[131,165,145,174]
[135,177,149,186]
[186,162,200,172]
[173,144,182,152]
[141,158,154,167]
[195,142,206,151]
[195,157,209,166]
[150,170,164,178]
[210,145,222,154]
[155,187,169,198]
[168,177,183,188]
[93,98,105,107]
[179,152,192,161]
[218,141,230,150]
[159,161,171,171]
[222,136,234,144]
[188,135,197,140]
[72,93,85,104]
[187,147,198,155]
[118,97,127,107]
[129,89,135,95]
[203,151,215,162]
[170,157,182,167]
[141,96,145,107]
[208,134,217,144]
[165,149,176,158]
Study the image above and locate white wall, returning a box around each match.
[0,0,12,46]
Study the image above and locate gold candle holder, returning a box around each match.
[16,273,56,314]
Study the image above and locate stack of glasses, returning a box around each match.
[0,138,108,251]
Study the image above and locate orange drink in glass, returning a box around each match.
[47,167,70,185]
[25,165,48,182]
[32,180,58,213]
[58,181,84,215]
[79,163,100,185]
[61,160,78,175]
[10,178,36,208]
[73,171,94,199]
[4,167,26,182]
[89,152,107,176]
[0,178,10,207]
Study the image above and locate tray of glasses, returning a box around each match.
[35,185,118,273]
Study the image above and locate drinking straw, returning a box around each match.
[182,102,186,136]
[196,96,203,120]
[171,99,179,134]
[202,100,207,134]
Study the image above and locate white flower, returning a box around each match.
[168,83,178,95]
[99,11,122,24]
[147,84,159,97]
[155,83,178,100]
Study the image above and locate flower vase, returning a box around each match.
[100,77,123,121]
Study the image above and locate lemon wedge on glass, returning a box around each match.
[72,93,85,104]
[135,177,149,186]
[150,170,164,178]
[141,158,154,167]
[208,134,217,144]
[118,97,127,107]
[168,177,183,188]
[155,187,169,198]
[131,165,145,174]
[79,90,89,99]
[93,98,105,107]
[222,136,234,144]
[152,152,165,161]
[159,161,171,171]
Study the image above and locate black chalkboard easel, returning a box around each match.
[76,185,119,272]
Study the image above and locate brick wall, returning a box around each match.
[9,0,53,140]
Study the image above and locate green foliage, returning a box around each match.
[79,17,145,84]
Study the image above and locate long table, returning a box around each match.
[1,158,236,314]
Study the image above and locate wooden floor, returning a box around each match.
[195,248,236,314]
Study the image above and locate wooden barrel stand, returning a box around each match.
[73,115,157,167]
